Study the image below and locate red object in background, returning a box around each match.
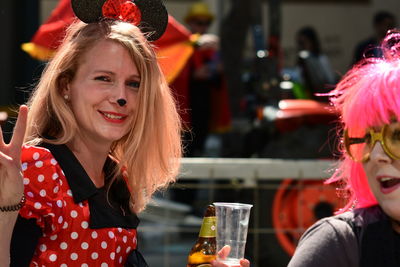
[271,99,341,255]
[275,99,338,134]
[21,0,75,59]
[272,179,344,256]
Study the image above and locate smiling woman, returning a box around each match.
[0,0,182,266]
[67,39,140,152]
[0,0,251,266]
[288,30,400,267]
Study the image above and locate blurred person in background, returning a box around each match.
[183,2,231,157]
[353,10,396,64]
[288,30,400,267]
[293,26,337,101]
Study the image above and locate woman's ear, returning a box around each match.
[58,75,71,98]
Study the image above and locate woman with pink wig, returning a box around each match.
[289,30,400,267]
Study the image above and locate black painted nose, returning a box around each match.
[117,99,127,107]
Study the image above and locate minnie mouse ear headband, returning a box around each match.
[71,0,168,41]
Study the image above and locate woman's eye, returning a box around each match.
[127,81,140,89]
[391,129,400,142]
[94,76,111,82]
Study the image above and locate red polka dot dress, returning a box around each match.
[16,144,144,266]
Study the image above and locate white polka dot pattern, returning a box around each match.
[81,242,89,250]
[18,146,138,266]
[60,242,68,250]
[70,253,78,260]
[71,210,78,218]
[33,152,40,160]
[38,174,45,182]
[92,231,98,239]
[81,221,88,229]
[108,231,115,239]
[21,162,28,171]
[39,189,46,197]
[35,160,43,168]
[49,254,57,262]
[71,232,79,239]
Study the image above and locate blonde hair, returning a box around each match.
[26,20,182,213]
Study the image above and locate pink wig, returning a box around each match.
[327,30,400,212]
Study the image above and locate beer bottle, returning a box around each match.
[187,205,217,267]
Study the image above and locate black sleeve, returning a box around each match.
[287,217,359,267]
[10,215,42,267]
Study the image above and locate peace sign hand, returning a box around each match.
[0,105,28,207]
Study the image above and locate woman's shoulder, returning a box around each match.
[303,213,358,244]
[21,144,61,186]
[288,213,359,267]
[21,144,57,164]
[19,145,65,226]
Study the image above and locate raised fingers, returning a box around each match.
[0,125,5,149]
[10,105,28,149]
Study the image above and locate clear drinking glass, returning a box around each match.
[213,202,253,267]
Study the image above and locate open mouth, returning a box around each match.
[379,176,400,194]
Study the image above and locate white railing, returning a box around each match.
[179,158,337,185]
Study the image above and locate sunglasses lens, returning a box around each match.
[383,122,400,159]
[348,142,369,162]
[345,130,370,162]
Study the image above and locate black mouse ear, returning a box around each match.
[71,0,107,23]
[135,0,168,41]
[71,0,168,41]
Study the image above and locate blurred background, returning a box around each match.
[0,0,398,266]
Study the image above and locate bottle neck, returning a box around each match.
[199,216,216,238]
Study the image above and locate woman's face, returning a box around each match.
[66,39,140,147]
[363,123,400,222]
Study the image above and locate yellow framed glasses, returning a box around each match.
[344,122,400,162]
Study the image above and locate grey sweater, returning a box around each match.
[288,206,389,267]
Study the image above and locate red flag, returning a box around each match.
[21,0,193,84]
[21,0,75,60]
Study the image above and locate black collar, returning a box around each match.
[41,143,98,203]
[39,143,139,229]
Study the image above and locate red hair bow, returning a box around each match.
[102,0,142,25]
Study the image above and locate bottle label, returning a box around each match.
[199,216,216,237]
